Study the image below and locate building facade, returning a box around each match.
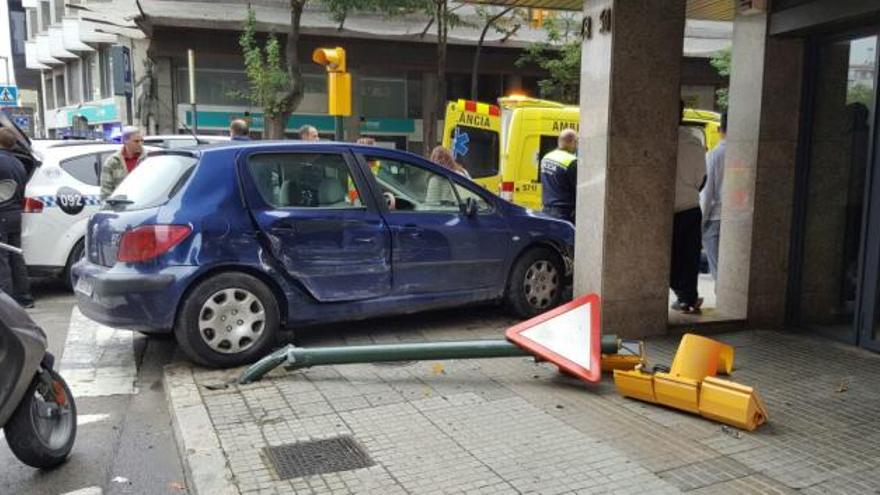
[19,0,729,149]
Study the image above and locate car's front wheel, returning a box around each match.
[506,247,565,319]
[175,273,280,367]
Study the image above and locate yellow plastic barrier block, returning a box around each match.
[601,354,642,372]
[612,369,656,403]
[653,373,701,414]
[669,334,735,380]
[699,376,768,431]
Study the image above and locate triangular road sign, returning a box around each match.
[506,294,602,383]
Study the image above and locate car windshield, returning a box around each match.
[107,154,198,211]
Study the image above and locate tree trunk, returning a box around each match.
[471,7,514,101]
[264,113,287,139]
[283,0,306,119]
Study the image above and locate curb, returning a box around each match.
[164,364,240,495]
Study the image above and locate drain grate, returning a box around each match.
[264,436,374,479]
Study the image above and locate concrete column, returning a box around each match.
[574,0,685,337]
[717,13,804,326]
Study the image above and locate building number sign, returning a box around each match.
[582,8,612,40]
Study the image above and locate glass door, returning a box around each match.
[797,34,878,344]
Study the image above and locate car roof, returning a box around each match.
[39,143,161,163]
[144,135,230,141]
[196,140,418,158]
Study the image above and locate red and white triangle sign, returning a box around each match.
[506,294,602,383]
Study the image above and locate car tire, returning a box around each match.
[63,239,85,291]
[506,247,565,319]
[175,273,280,368]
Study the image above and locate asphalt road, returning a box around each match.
[0,280,188,495]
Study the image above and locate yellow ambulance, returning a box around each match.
[443,97,721,210]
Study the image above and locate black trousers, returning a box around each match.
[0,229,32,301]
[670,207,702,306]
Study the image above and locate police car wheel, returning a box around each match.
[506,247,564,319]
[175,273,280,368]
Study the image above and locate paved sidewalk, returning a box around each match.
[164,307,880,494]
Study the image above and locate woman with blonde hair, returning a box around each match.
[430,146,471,178]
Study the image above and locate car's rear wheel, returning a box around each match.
[175,273,280,368]
[63,240,85,291]
[506,247,564,319]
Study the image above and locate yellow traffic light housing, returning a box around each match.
[313,47,351,118]
[312,47,347,72]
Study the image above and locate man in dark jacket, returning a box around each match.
[540,129,578,222]
[0,128,33,308]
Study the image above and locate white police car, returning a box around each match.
[22,141,158,288]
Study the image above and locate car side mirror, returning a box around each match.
[462,197,478,217]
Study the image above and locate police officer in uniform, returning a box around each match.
[0,128,33,307]
[540,129,578,222]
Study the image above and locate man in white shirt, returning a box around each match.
[701,112,726,282]
[670,102,707,313]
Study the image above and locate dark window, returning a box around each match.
[365,156,460,213]
[448,125,499,179]
[248,153,363,209]
[536,135,559,183]
[60,153,101,186]
[54,72,66,107]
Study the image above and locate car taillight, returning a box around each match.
[117,225,192,263]
[23,197,43,213]
[500,181,514,201]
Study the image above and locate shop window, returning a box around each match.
[43,74,55,109]
[54,72,66,107]
[360,77,406,118]
[176,69,327,113]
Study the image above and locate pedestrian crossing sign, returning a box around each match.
[506,294,602,383]
[0,86,18,105]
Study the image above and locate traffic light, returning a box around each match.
[312,47,351,117]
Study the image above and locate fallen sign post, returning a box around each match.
[239,294,632,385]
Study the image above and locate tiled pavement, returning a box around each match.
[164,306,880,494]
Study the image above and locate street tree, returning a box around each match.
[710,47,731,109]
[516,14,581,104]
[471,6,524,100]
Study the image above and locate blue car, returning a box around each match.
[73,142,574,367]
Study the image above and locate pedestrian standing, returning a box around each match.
[299,125,319,141]
[540,129,578,222]
[100,126,145,199]
[701,112,726,283]
[0,128,34,308]
[670,102,707,313]
[229,119,251,141]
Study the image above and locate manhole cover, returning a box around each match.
[264,436,374,479]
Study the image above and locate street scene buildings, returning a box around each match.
[2,0,880,494]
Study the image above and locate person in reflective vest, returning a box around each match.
[540,129,578,222]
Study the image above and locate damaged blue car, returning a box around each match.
[73,142,574,367]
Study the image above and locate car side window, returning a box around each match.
[365,156,460,213]
[248,153,364,209]
[453,183,493,214]
[60,153,101,186]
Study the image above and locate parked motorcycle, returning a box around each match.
[0,241,76,468]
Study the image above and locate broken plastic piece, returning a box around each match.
[612,334,767,431]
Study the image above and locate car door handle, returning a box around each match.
[353,237,375,244]
[401,225,422,238]
[270,223,295,234]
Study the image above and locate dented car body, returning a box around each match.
[73,142,574,362]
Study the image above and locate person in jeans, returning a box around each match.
[0,128,34,308]
[701,112,727,283]
[540,129,578,222]
[670,102,707,313]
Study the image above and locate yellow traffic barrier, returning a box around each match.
[601,340,645,372]
[699,377,768,431]
[613,334,767,431]
[669,333,735,380]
